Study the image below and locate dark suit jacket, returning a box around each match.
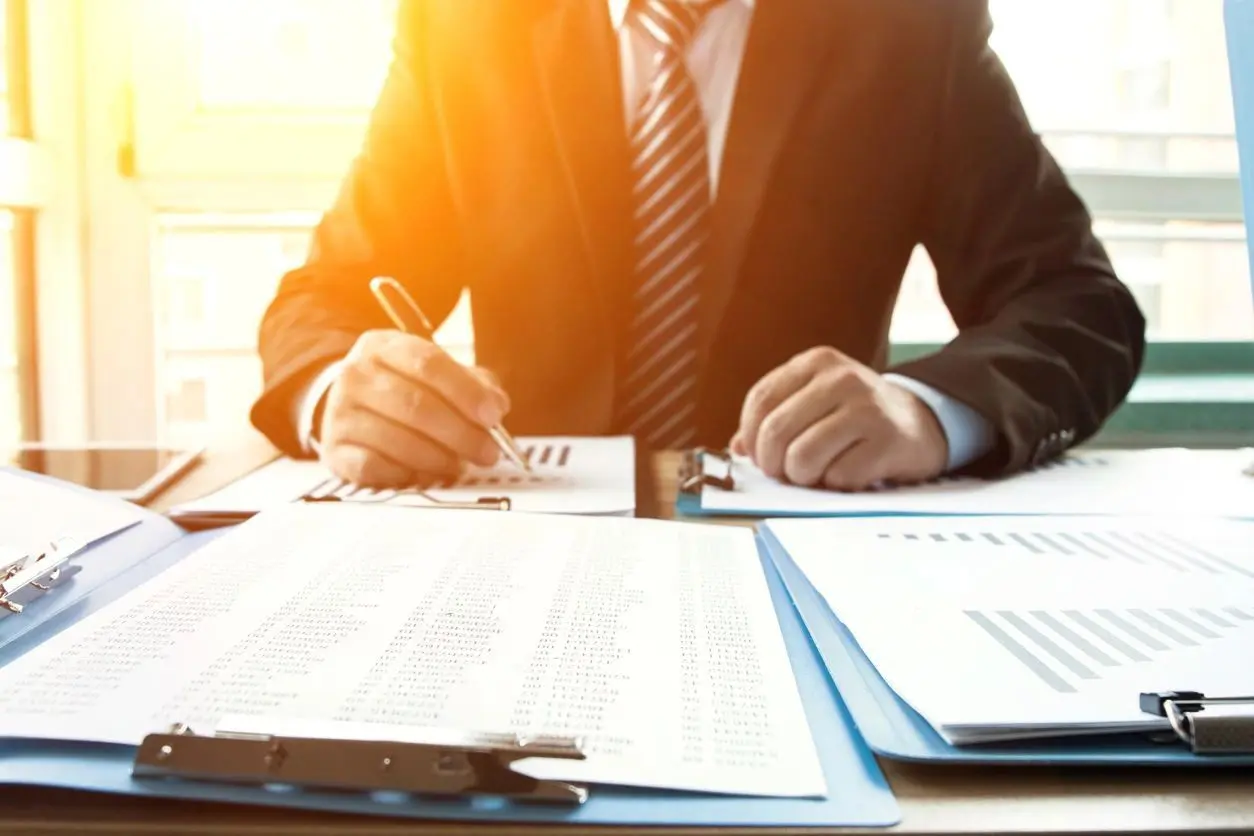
[250,0,1146,477]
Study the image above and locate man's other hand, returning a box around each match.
[731,346,948,491]
[318,330,510,488]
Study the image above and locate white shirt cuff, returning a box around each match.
[294,359,346,456]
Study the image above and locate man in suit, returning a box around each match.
[250,0,1146,491]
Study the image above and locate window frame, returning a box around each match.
[2,0,42,442]
[18,0,1254,449]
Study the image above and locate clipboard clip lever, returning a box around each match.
[132,722,589,804]
[679,447,735,494]
[1140,690,1254,755]
[0,537,83,618]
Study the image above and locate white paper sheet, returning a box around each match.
[704,448,1254,519]
[766,515,1254,743]
[171,436,636,519]
[0,469,149,558]
[0,503,825,798]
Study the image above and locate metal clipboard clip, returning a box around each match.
[132,722,589,804]
[301,477,512,512]
[1140,691,1254,755]
[0,537,83,618]
[678,447,735,495]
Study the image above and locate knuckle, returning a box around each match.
[743,385,768,417]
[817,369,848,399]
[327,445,369,484]
[758,414,788,452]
[338,360,370,392]
[804,346,842,368]
[405,385,428,415]
[783,447,818,487]
[353,329,389,357]
[411,347,438,377]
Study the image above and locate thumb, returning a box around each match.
[729,430,746,456]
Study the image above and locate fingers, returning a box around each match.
[753,370,864,479]
[738,347,855,459]
[737,348,839,457]
[321,387,465,484]
[323,441,420,490]
[343,360,500,466]
[778,408,866,486]
[318,331,515,489]
[469,366,511,414]
[360,330,508,427]
[820,438,894,492]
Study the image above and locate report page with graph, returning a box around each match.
[169,436,637,522]
[700,448,1254,518]
[765,515,1254,744]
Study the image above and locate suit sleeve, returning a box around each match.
[249,0,466,457]
[888,0,1147,477]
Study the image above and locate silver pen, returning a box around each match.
[368,276,532,473]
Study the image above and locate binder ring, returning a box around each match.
[679,447,735,494]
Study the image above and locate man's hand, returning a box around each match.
[731,347,948,491]
[318,330,510,488]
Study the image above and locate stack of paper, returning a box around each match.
[764,515,1254,744]
[170,436,637,523]
[0,468,149,558]
[698,448,1254,519]
[0,503,826,798]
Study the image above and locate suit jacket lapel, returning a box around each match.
[699,0,844,365]
[532,0,632,340]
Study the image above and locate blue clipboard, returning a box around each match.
[757,523,1254,767]
[0,470,901,828]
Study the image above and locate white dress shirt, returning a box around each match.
[296,0,995,470]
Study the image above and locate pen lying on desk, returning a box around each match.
[369,276,532,473]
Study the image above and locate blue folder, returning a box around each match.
[757,522,1254,767]
[0,468,900,828]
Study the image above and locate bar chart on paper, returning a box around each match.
[763,514,1254,743]
[455,442,577,488]
[699,448,1254,518]
[170,437,638,521]
[962,605,1254,695]
[869,527,1254,578]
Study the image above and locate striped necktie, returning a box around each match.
[613,0,720,450]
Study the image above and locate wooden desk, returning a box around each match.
[7,431,1252,835]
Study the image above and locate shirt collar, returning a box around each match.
[608,0,752,31]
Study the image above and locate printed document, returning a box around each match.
[766,514,1254,744]
[703,448,1254,518]
[0,469,148,558]
[0,503,825,798]
[172,436,636,519]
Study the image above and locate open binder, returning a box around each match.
[756,526,1254,766]
[0,467,898,828]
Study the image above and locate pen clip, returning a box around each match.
[369,276,433,335]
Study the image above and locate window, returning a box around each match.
[18,0,1249,448]
[0,210,17,447]
[1,1,18,448]
[892,0,1253,350]
[0,1,8,133]
[73,0,465,443]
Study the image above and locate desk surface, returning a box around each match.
[4,432,1252,835]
